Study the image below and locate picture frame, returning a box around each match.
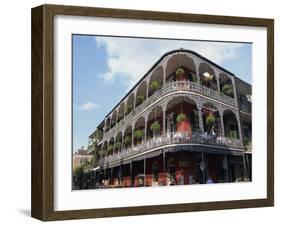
[31,4,274,221]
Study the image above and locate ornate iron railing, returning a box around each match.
[100,131,243,165]
[102,81,236,141]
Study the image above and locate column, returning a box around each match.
[195,59,200,84]
[162,150,166,185]
[162,110,166,134]
[144,117,147,140]
[143,157,146,187]
[119,162,122,185]
[232,77,239,107]
[201,152,205,184]
[224,154,229,182]
[242,154,249,181]
[162,63,166,86]
[219,109,225,137]
[130,160,133,187]
[236,112,243,145]
[216,75,220,93]
[121,132,124,152]
[198,106,204,134]
[110,167,113,185]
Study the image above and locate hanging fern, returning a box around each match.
[134,129,144,139]
[176,113,187,123]
[150,81,160,91]
[124,136,132,145]
[150,121,161,133]
[221,84,234,96]
[206,113,216,128]
[176,67,185,77]
[137,95,145,104]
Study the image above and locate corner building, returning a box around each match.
[87,49,252,189]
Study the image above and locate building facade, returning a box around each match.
[86,49,252,189]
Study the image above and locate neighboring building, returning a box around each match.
[87,48,252,189]
[73,146,92,171]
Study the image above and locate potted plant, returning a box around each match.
[150,121,161,136]
[176,67,185,81]
[150,81,160,92]
[125,104,133,115]
[107,144,114,153]
[114,141,121,150]
[134,129,144,139]
[176,113,187,123]
[137,95,145,105]
[124,135,132,146]
[205,112,216,133]
[221,84,234,97]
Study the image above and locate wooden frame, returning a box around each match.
[31,4,274,221]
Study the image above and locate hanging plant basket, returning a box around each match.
[125,104,133,114]
[176,113,187,123]
[206,112,216,128]
[150,121,161,133]
[107,144,114,152]
[221,84,234,96]
[124,136,132,145]
[176,67,185,77]
[137,95,145,104]
[150,81,159,91]
[114,141,121,149]
[134,129,144,139]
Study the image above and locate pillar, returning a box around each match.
[130,160,133,187]
[198,104,204,134]
[163,110,166,134]
[144,118,147,140]
[236,112,243,145]
[219,109,225,137]
[111,167,113,185]
[143,157,146,187]
[163,150,166,185]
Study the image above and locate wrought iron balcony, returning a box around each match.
[102,81,236,141]
[101,81,235,139]
[100,131,243,166]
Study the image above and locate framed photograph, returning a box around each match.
[31,4,274,221]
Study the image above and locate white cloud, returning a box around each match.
[75,102,99,111]
[96,37,244,90]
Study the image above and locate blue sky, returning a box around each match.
[72,35,252,151]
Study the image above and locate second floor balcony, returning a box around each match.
[99,131,243,167]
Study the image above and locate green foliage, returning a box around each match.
[150,81,160,91]
[176,113,187,123]
[176,67,185,77]
[191,73,198,82]
[206,113,216,128]
[114,141,121,149]
[150,121,161,133]
[107,144,114,152]
[221,84,234,96]
[229,130,238,139]
[124,135,132,145]
[134,129,144,139]
[125,104,133,114]
[137,95,145,104]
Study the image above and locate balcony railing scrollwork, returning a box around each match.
[103,81,236,141]
[100,131,243,166]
